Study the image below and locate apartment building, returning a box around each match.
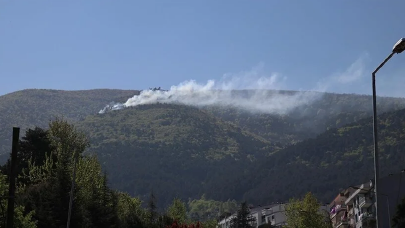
[327,180,375,228]
[259,204,287,227]
[217,203,287,228]
[217,213,236,228]
[329,170,405,228]
[329,191,350,228]
[219,170,405,228]
[344,181,375,228]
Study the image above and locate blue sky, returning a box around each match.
[1,0,405,97]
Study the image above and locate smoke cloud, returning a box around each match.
[315,52,369,94]
[99,56,368,115]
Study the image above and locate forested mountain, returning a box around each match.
[205,93,405,145]
[1,89,405,209]
[76,103,275,207]
[75,93,405,207]
[87,104,405,207]
[1,89,404,156]
[0,89,138,162]
[240,107,405,205]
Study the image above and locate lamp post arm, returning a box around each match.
[373,52,395,75]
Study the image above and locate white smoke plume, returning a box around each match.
[99,57,367,115]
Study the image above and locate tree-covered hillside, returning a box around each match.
[76,94,405,207]
[0,89,138,161]
[205,93,405,145]
[77,103,275,206]
[2,89,405,209]
[1,89,405,157]
[240,107,405,205]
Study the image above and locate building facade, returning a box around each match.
[329,191,350,228]
[217,204,287,228]
[329,170,405,228]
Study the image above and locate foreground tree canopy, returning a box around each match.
[0,118,218,227]
[285,192,331,228]
[392,196,405,228]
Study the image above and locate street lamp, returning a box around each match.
[372,37,405,228]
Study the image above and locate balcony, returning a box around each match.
[262,208,273,216]
[335,217,348,228]
[359,212,374,221]
[358,196,372,208]
[356,213,376,228]
[330,204,347,219]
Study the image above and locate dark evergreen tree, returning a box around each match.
[87,173,119,228]
[148,191,158,226]
[392,196,405,228]
[0,127,54,184]
[18,127,54,168]
[55,161,81,227]
[19,179,58,228]
[230,202,256,228]
[157,214,174,228]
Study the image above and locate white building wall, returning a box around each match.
[217,214,236,228]
[264,204,287,227]
[217,203,289,228]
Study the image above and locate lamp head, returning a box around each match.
[393,38,405,54]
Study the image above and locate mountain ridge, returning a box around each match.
[1,88,405,207]
[240,107,405,205]
[0,88,139,162]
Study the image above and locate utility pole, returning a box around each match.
[6,127,20,228]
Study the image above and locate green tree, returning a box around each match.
[201,219,218,228]
[156,214,174,228]
[188,195,238,222]
[0,174,37,227]
[2,120,158,228]
[116,192,146,228]
[167,198,187,224]
[48,118,90,227]
[230,201,255,228]
[0,127,54,185]
[392,196,405,227]
[48,117,89,163]
[285,192,331,228]
[18,119,91,227]
[13,205,37,228]
[77,158,119,228]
